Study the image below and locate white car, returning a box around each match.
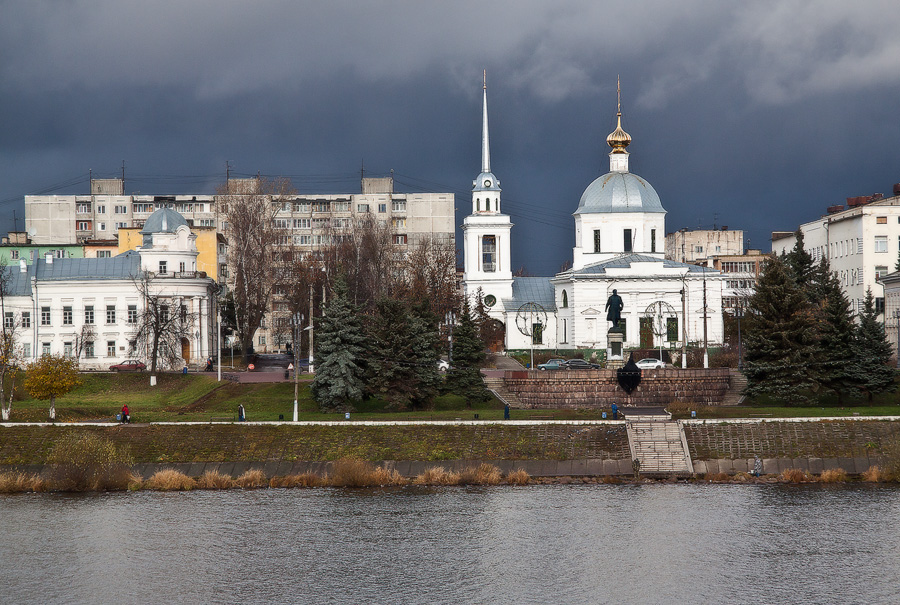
[437,359,450,372]
[635,358,666,370]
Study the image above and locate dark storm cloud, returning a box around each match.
[2,1,900,274]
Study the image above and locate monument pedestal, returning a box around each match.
[606,329,625,370]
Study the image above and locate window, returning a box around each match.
[85,341,94,358]
[293,218,310,229]
[199,219,214,227]
[98,223,106,231]
[160,305,169,323]
[77,221,92,231]
[392,200,406,212]
[561,290,568,308]
[694,245,703,253]
[116,222,128,229]
[41,306,51,326]
[259,335,266,346]
[97,250,111,258]
[486,198,491,211]
[482,235,497,272]
[378,203,387,213]
[593,230,601,253]
[42,342,51,356]
[357,204,369,213]
[877,216,888,224]
[63,306,72,325]
[391,218,406,229]
[294,201,310,213]
[114,205,128,214]
[76,202,91,214]
[53,249,65,258]
[333,201,350,212]
[134,203,154,213]
[107,341,116,357]
[23,343,30,358]
[84,305,94,324]
[312,218,329,229]
[159,261,167,274]
[651,229,657,253]
[666,317,679,342]
[274,218,289,229]
[10,250,18,260]
[3,312,12,329]
[393,234,408,245]
[624,229,633,253]
[560,318,567,344]
[106,305,116,324]
[313,202,329,213]
[63,342,73,358]
[876,297,886,314]
[532,323,543,345]
[21,312,30,328]
[875,236,888,253]
[96,205,106,214]
[128,305,137,324]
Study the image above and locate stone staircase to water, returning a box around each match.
[482,376,525,408]
[721,369,748,406]
[626,420,693,474]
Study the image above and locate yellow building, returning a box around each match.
[118,224,223,282]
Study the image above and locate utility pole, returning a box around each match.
[702,266,709,369]
[308,284,314,374]
[293,312,302,421]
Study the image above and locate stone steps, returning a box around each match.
[721,369,747,406]
[626,420,693,474]
[482,376,525,408]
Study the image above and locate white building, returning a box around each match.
[463,79,725,357]
[771,193,900,318]
[1,209,216,370]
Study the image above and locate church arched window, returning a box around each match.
[476,198,480,211]
[486,198,491,211]
[561,290,568,308]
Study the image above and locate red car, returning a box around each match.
[110,359,146,372]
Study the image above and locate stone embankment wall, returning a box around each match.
[503,368,731,408]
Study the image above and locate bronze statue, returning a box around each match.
[606,289,623,327]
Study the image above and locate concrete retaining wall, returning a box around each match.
[503,368,731,408]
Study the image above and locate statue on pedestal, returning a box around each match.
[606,289,623,328]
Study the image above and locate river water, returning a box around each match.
[2,484,898,604]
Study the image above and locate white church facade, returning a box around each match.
[462,78,725,359]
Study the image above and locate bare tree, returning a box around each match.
[132,272,197,372]
[74,324,97,360]
[218,176,294,362]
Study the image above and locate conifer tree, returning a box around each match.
[847,288,896,401]
[785,229,815,298]
[311,277,368,411]
[447,299,490,405]
[743,257,823,405]
[813,259,856,402]
[367,298,440,409]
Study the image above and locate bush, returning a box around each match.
[0,471,45,493]
[329,458,407,487]
[234,469,267,489]
[270,473,325,488]
[413,466,461,485]
[779,468,810,483]
[457,463,502,486]
[146,469,196,491]
[44,433,135,491]
[819,468,848,483]
[505,469,530,485]
[861,465,885,482]
[197,470,233,489]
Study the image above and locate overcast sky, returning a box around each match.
[2,1,899,274]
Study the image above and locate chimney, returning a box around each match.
[45,252,52,265]
[19,259,26,273]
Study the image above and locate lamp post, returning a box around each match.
[217,311,222,382]
[293,311,303,421]
[893,309,900,369]
[445,310,456,364]
[736,304,744,372]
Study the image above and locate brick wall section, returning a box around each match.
[685,420,900,460]
[503,368,731,408]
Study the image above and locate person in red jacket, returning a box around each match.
[121,404,130,424]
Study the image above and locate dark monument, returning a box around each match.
[606,289,623,328]
[616,354,642,394]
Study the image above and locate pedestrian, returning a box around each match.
[752,454,762,477]
[205,357,213,372]
[504,403,510,420]
[611,403,618,420]
[238,404,245,422]
[121,404,130,424]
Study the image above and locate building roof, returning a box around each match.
[1,251,142,295]
[563,253,717,276]
[139,208,189,235]
[574,171,665,215]
[501,277,557,312]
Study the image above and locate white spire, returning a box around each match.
[482,69,491,174]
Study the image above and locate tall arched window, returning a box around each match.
[486,198,491,211]
[476,198,480,211]
[561,290,568,308]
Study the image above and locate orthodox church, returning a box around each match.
[462,77,725,359]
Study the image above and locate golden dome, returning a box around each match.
[606,111,631,154]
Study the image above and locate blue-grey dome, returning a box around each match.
[574,171,665,215]
[139,208,189,234]
[472,171,500,192]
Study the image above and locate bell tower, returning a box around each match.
[462,71,513,306]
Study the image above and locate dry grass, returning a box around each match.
[457,463,502,486]
[818,468,849,483]
[234,469,267,489]
[270,473,325,488]
[732,472,753,483]
[0,471,45,493]
[779,468,811,483]
[600,475,622,484]
[861,465,885,482]
[197,470,234,489]
[413,466,461,485]
[505,469,530,485]
[44,433,134,492]
[145,469,196,491]
[329,458,407,487]
[703,472,730,482]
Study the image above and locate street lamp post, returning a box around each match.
[736,304,744,372]
[445,310,456,364]
[894,309,900,369]
[293,312,303,421]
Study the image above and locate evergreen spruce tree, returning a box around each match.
[367,298,440,409]
[785,229,815,298]
[813,259,856,402]
[311,277,369,411]
[743,257,823,405]
[848,288,896,401]
[895,247,900,273]
[447,300,490,405]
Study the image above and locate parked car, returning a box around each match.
[635,358,666,370]
[537,359,567,370]
[564,359,601,370]
[110,359,146,372]
[437,359,450,372]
